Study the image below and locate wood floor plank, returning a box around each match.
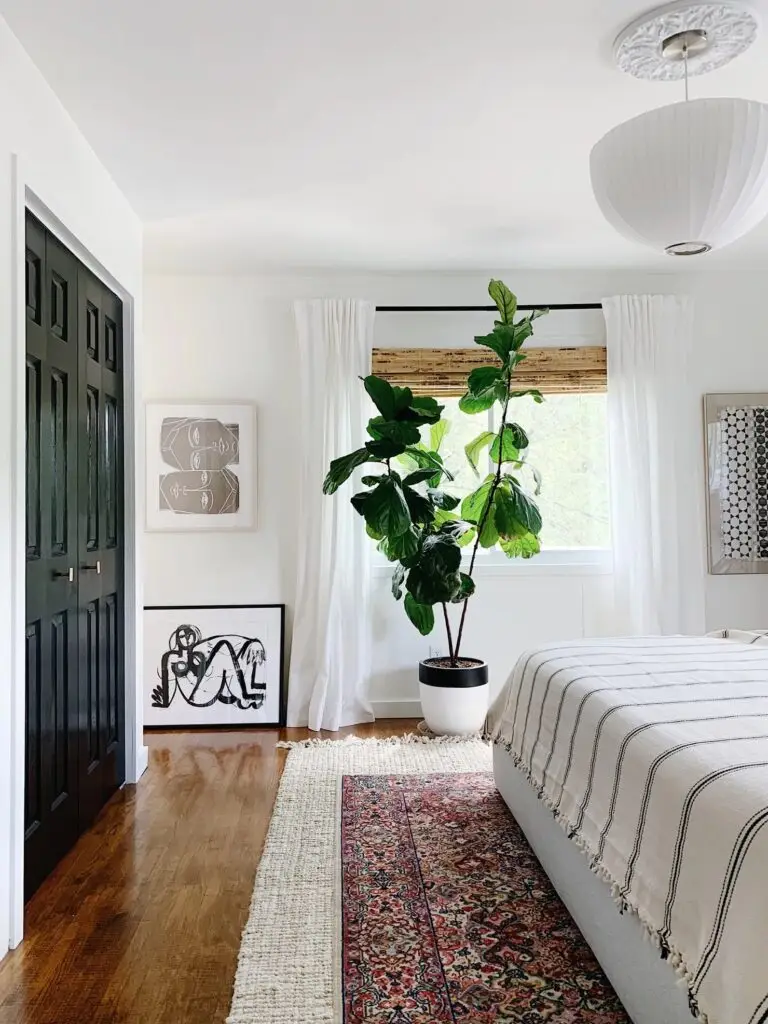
[0,720,419,1023]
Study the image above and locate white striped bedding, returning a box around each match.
[485,636,768,1024]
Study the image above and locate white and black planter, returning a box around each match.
[418,658,489,736]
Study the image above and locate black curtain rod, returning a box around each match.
[375,303,602,312]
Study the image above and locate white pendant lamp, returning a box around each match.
[590,1,768,255]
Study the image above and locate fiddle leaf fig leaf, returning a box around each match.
[430,418,449,451]
[350,491,370,517]
[363,477,411,538]
[510,388,545,404]
[450,572,476,603]
[489,279,518,324]
[511,318,533,350]
[364,375,396,420]
[465,430,496,475]
[403,485,434,524]
[474,328,515,363]
[457,524,476,548]
[392,385,414,413]
[404,593,435,635]
[408,395,442,424]
[459,390,498,415]
[382,525,420,563]
[479,511,500,548]
[323,448,372,494]
[510,480,542,536]
[374,420,422,446]
[391,564,406,600]
[366,438,407,459]
[493,485,522,539]
[467,365,503,395]
[489,423,528,464]
[403,468,436,486]
[367,415,385,439]
[427,489,460,510]
[403,446,454,481]
[461,477,495,525]
[406,566,461,606]
[460,365,507,413]
[500,531,541,559]
[361,474,385,486]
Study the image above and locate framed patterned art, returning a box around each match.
[145,402,256,531]
[143,604,285,726]
[705,393,768,574]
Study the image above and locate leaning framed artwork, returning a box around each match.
[145,402,256,530]
[143,604,285,727]
[705,393,768,574]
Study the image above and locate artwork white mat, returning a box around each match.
[143,605,284,726]
[145,402,256,531]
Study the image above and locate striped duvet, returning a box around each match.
[485,636,768,1024]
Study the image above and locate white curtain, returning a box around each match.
[603,295,705,636]
[287,299,376,731]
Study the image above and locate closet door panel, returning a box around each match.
[24,216,80,900]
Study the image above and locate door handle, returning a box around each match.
[81,560,101,575]
[52,567,74,582]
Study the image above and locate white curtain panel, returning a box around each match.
[603,295,705,636]
[287,299,376,731]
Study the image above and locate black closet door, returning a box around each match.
[24,218,81,899]
[77,266,125,829]
[24,213,125,899]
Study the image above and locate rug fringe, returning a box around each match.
[277,732,485,749]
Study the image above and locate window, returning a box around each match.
[430,395,610,551]
[370,343,611,568]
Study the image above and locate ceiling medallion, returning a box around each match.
[615,1,759,81]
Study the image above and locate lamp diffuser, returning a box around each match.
[590,97,768,254]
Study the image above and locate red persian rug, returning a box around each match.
[341,772,630,1023]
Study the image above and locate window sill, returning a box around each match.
[372,549,613,579]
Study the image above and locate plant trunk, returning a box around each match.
[454,377,512,661]
[441,603,456,665]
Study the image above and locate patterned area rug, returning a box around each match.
[227,738,627,1024]
[342,772,628,1023]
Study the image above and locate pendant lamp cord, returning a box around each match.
[683,41,689,101]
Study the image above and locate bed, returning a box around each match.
[485,635,768,1024]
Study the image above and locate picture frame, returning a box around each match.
[145,402,256,531]
[704,393,768,575]
[143,604,285,727]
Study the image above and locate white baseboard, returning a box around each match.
[372,699,422,719]
[134,744,149,781]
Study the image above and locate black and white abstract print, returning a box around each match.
[719,405,768,560]
[151,624,267,711]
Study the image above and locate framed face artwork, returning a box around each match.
[145,403,256,530]
[705,393,768,574]
[143,604,285,727]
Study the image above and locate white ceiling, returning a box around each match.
[4,0,768,271]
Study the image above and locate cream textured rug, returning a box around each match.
[226,735,491,1024]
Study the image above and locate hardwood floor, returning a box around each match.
[0,720,418,1024]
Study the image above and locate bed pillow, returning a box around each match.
[708,628,768,645]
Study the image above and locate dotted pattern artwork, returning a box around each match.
[719,406,768,560]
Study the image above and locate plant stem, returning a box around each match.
[454,375,511,660]
[441,603,456,665]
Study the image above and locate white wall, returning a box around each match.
[0,14,143,955]
[147,267,764,716]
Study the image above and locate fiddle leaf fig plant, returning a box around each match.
[322,279,547,665]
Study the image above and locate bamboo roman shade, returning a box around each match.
[371,346,607,396]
